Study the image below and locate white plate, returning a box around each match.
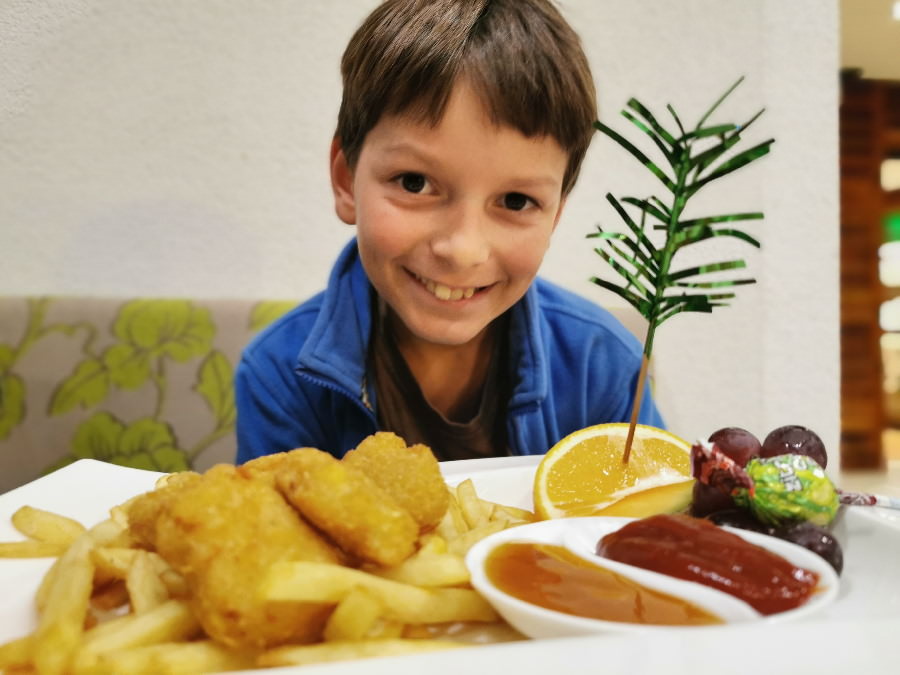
[2,458,900,674]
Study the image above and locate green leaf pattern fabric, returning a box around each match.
[113,300,214,362]
[0,297,298,489]
[104,343,152,390]
[196,351,236,429]
[249,301,296,332]
[0,372,25,440]
[50,358,110,414]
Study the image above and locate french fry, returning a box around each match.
[262,561,497,624]
[158,568,189,598]
[11,506,87,546]
[435,507,459,542]
[125,550,169,614]
[69,521,137,597]
[363,618,405,639]
[480,500,496,521]
[91,547,139,582]
[72,599,200,673]
[90,580,130,612]
[258,638,464,668]
[32,535,95,675]
[36,557,61,612]
[153,471,200,490]
[0,635,31,670]
[417,533,448,554]
[441,493,469,539]
[447,518,508,556]
[455,479,491,529]
[86,518,133,548]
[491,503,537,524]
[92,547,184,596]
[322,588,383,642]
[108,502,133,531]
[400,623,434,639]
[84,640,255,675]
[0,540,67,558]
[372,551,470,587]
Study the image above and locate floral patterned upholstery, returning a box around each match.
[0,297,296,493]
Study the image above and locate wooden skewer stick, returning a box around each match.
[622,354,651,464]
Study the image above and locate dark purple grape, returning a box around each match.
[773,521,843,574]
[690,482,737,517]
[761,425,828,469]
[708,427,761,467]
[705,508,774,535]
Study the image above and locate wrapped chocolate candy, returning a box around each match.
[735,454,839,527]
[692,441,839,527]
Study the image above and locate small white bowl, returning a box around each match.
[465,517,839,639]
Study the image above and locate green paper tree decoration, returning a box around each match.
[589,77,773,460]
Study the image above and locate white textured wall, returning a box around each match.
[0,1,840,460]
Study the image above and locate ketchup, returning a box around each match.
[597,514,818,615]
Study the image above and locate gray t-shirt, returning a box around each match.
[370,304,509,461]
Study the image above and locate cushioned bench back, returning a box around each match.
[0,297,297,493]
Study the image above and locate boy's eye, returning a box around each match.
[503,192,535,211]
[398,173,428,193]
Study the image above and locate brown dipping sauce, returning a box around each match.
[485,542,722,626]
[597,514,819,616]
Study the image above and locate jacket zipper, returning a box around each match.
[296,371,377,423]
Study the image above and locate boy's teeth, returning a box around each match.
[420,276,477,301]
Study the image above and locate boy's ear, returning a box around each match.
[330,137,356,225]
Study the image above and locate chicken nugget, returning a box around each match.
[343,432,450,531]
[276,448,418,566]
[151,464,341,648]
[238,450,292,485]
[125,471,202,550]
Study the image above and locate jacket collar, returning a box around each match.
[297,237,548,411]
[296,238,373,398]
[507,276,549,411]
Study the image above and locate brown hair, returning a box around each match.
[336,0,597,195]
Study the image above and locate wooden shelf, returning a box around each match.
[838,72,899,469]
[885,129,900,153]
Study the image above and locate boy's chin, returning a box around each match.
[386,302,502,349]
[401,319,493,349]
[411,328,487,348]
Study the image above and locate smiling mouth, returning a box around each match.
[411,272,488,301]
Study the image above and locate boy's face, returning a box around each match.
[331,79,568,349]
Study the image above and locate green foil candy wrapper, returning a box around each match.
[733,454,839,527]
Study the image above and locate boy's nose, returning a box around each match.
[430,202,490,268]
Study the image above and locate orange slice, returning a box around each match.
[533,423,694,520]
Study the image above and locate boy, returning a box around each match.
[235,0,663,463]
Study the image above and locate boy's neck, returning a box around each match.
[388,311,499,423]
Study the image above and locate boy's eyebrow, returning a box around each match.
[508,175,563,190]
[380,142,435,163]
[381,142,562,189]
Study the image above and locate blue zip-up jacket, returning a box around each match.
[235,239,663,463]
